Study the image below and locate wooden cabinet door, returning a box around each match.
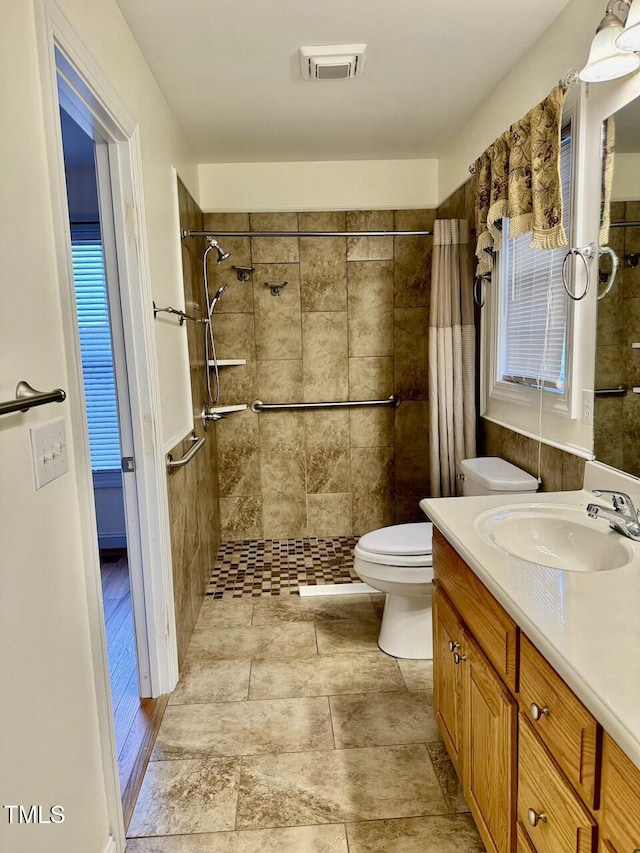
[433,585,465,774]
[599,734,640,853]
[464,630,517,853]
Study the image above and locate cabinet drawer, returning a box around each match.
[518,716,596,853]
[433,528,519,692]
[519,634,601,809]
[600,734,640,853]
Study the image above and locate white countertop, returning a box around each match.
[420,482,640,771]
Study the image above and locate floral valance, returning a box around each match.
[474,85,567,277]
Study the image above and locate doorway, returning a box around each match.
[58,105,147,799]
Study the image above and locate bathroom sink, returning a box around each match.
[475,504,634,572]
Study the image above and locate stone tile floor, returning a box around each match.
[126,593,485,851]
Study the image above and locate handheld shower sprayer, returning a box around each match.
[208,284,228,318]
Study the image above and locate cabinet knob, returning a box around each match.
[530,702,550,721]
[448,640,461,653]
[527,808,547,827]
[453,651,466,665]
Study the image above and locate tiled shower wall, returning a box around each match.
[437,179,586,492]
[165,181,222,666]
[204,210,435,540]
[595,200,640,477]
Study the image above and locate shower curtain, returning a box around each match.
[428,219,476,497]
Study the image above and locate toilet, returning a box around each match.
[354,457,538,659]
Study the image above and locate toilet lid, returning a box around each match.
[357,522,433,557]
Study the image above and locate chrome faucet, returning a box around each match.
[586,490,640,540]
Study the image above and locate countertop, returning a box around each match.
[420,484,640,771]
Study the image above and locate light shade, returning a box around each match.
[580,23,640,82]
[617,0,640,51]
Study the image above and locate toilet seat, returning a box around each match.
[355,522,433,568]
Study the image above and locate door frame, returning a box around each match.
[34,0,179,844]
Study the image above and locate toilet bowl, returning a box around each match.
[354,522,434,660]
[355,457,539,660]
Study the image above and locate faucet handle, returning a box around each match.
[592,490,639,517]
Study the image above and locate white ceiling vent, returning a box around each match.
[299,44,366,80]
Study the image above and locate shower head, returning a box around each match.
[208,284,228,317]
[206,237,231,264]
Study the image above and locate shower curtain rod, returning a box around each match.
[181,228,434,239]
[611,220,640,229]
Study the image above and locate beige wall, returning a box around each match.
[167,182,222,667]
[438,0,605,203]
[1,1,199,850]
[199,159,439,213]
[204,209,434,539]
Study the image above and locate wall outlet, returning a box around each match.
[582,389,594,426]
[30,417,69,490]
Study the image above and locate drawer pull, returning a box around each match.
[453,651,467,665]
[527,808,548,827]
[530,702,550,721]
[448,640,461,653]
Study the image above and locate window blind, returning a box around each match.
[500,128,572,392]
[71,226,121,471]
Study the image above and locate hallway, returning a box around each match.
[125,592,484,851]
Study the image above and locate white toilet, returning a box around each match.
[354,457,538,659]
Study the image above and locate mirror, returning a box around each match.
[595,96,640,477]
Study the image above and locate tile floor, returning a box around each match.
[205,537,360,599]
[126,592,485,851]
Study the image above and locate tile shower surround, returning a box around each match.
[206,209,434,540]
[595,200,640,476]
[165,181,222,667]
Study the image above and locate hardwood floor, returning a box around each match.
[101,552,164,829]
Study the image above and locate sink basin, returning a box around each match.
[475,504,634,572]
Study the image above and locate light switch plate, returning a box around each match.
[30,417,69,490]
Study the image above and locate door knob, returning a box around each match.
[527,808,547,827]
[453,651,466,665]
[448,640,460,653]
[530,702,550,721]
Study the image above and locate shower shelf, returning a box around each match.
[207,359,247,368]
[206,404,247,415]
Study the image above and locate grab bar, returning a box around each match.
[166,434,206,470]
[0,381,66,417]
[595,385,628,398]
[251,395,400,413]
[153,302,205,326]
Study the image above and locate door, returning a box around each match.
[464,631,517,853]
[433,585,466,772]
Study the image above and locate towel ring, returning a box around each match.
[562,244,595,301]
[473,275,489,308]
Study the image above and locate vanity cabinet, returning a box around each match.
[433,586,465,773]
[599,734,640,853]
[432,527,640,853]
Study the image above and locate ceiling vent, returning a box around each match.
[299,44,366,80]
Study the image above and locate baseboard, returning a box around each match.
[103,836,118,853]
[298,582,378,597]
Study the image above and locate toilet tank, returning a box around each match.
[461,457,538,496]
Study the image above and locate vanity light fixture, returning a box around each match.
[617,0,640,49]
[580,0,640,82]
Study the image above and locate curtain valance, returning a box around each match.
[474,85,567,277]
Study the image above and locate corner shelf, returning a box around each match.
[208,359,246,368]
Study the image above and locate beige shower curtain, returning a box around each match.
[428,219,476,497]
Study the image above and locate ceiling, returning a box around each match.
[115,0,571,164]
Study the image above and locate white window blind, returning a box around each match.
[499,127,572,392]
[71,226,121,471]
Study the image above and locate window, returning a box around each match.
[71,225,121,472]
[498,128,572,395]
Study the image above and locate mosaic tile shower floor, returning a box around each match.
[206,537,361,599]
